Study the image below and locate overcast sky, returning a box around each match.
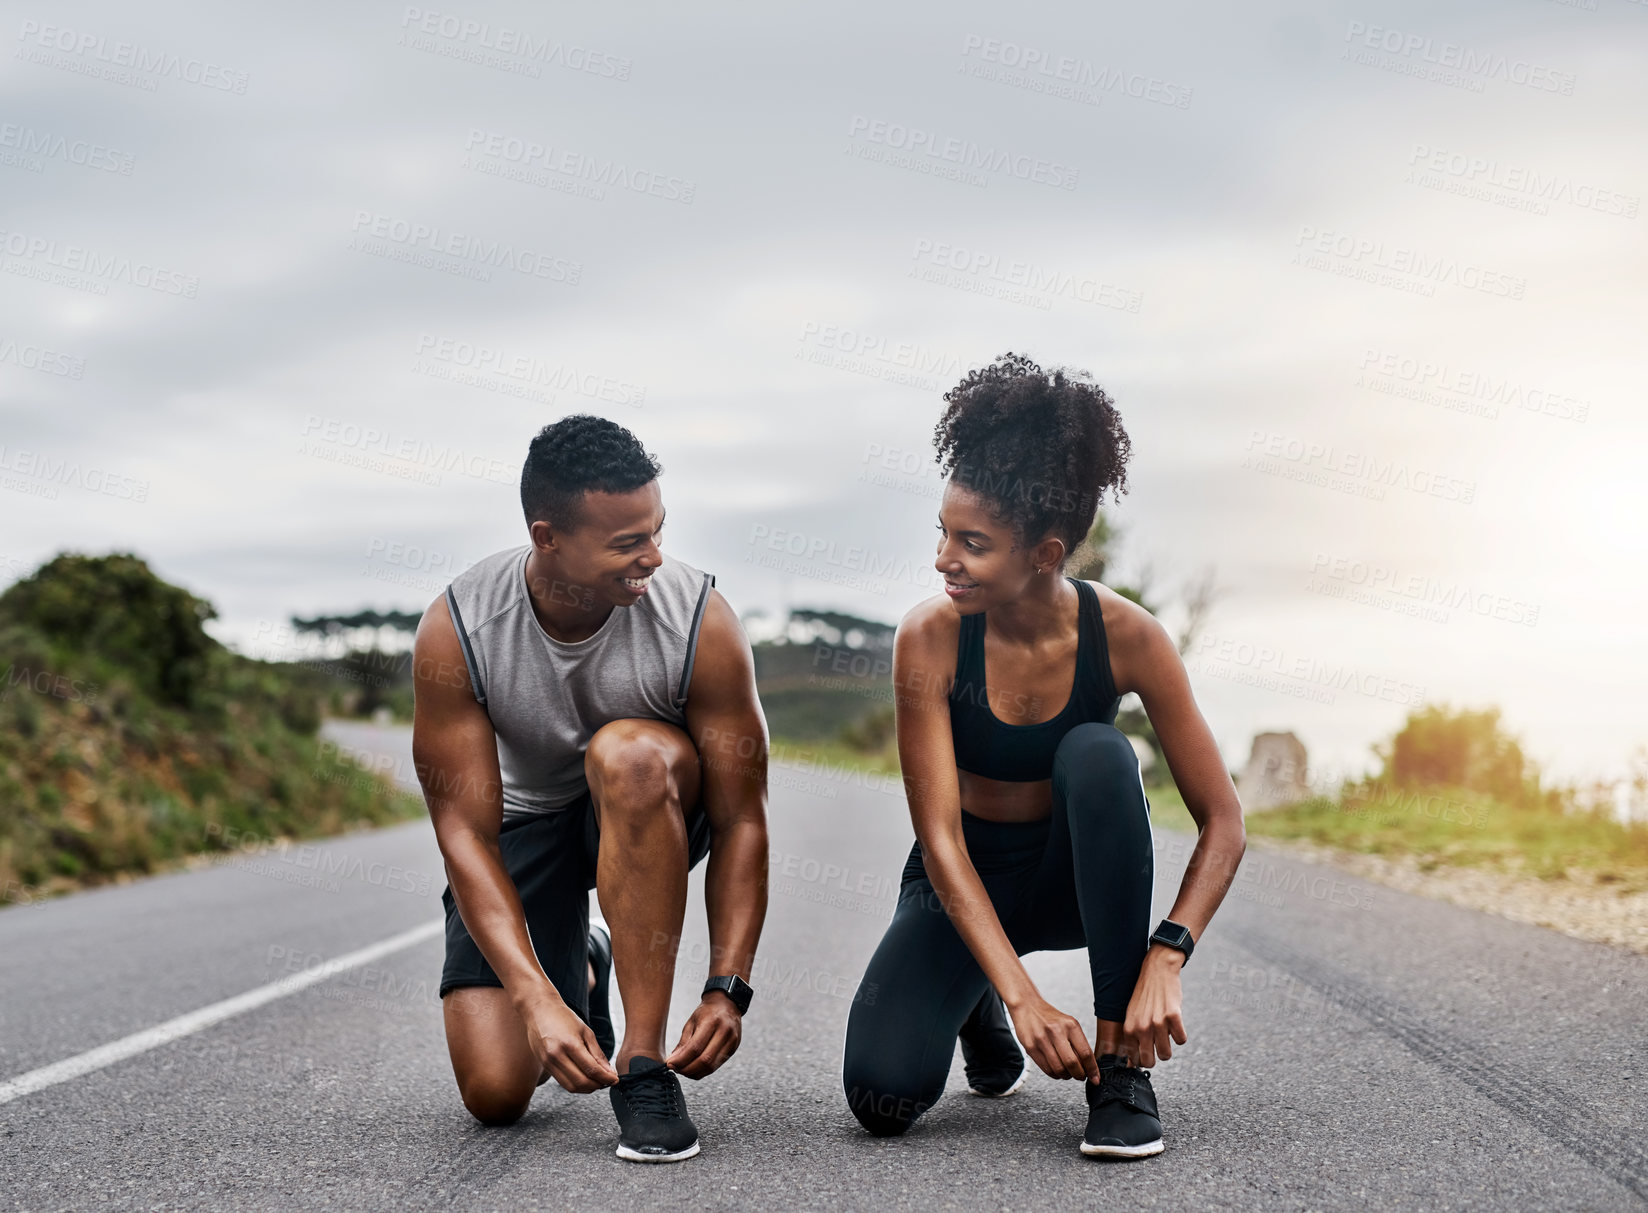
[3,0,1644,787]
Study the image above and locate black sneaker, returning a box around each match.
[609,1057,699,1163]
[1081,1053,1164,1159]
[586,922,615,1060]
[959,987,1027,1098]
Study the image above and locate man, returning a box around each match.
[412,414,769,1162]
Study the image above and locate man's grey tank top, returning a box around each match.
[443,545,715,818]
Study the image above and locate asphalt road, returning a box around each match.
[1,721,1644,1211]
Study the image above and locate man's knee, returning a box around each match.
[458,1073,535,1127]
[585,722,692,822]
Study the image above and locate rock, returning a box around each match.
[1238,731,1311,812]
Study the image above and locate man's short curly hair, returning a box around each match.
[520,414,662,530]
[933,352,1132,561]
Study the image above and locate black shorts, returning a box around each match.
[438,788,713,1001]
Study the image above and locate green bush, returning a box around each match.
[0,551,422,905]
[0,553,219,710]
[1375,703,1536,806]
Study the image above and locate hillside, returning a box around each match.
[0,553,424,905]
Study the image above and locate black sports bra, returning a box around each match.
[947,578,1121,782]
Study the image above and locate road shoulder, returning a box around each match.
[1247,834,1648,955]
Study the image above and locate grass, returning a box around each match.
[1244,780,1648,892]
[769,735,901,779]
[769,741,1648,893]
[0,648,425,907]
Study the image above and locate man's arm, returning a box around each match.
[411,595,616,1091]
[665,588,769,1078]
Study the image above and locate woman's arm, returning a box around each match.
[1110,596,1248,1066]
[894,602,1098,1082]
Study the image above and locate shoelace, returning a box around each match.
[1093,1063,1150,1110]
[621,1069,680,1119]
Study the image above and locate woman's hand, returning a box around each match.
[1008,993,1098,1081]
[1123,944,1189,1067]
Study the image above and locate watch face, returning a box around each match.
[708,976,752,1012]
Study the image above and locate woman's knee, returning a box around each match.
[842,1067,934,1137]
[846,1089,932,1137]
[842,1018,936,1137]
[1053,722,1140,787]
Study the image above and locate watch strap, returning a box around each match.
[703,974,753,1014]
[1150,918,1194,964]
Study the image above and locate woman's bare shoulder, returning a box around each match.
[1077,579,1176,694]
[895,594,962,668]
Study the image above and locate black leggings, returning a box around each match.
[841,722,1155,1136]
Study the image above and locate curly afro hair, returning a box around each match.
[520,414,662,530]
[933,352,1132,562]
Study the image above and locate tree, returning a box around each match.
[290,609,422,654]
[1373,704,1534,804]
[1068,511,1221,654]
[0,552,219,709]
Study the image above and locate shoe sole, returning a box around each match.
[615,1141,700,1163]
[967,1066,1028,1098]
[587,923,615,1058]
[966,1044,1028,1098]
[1080,1137,1164,1159]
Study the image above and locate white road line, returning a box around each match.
[0,919,444,1106]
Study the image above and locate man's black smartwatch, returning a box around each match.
[1149,919,1195,964]
[703,975,753,1015]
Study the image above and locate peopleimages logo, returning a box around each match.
[0,336,86,379]
[1308,553,1540,627]
[0,445,149,502]
[1355,349,1589,424]
[0,228,200,298]
[397,8,631,79]
[413,334,646,406]
[0,123,135,174]
[958,35,1194,109]
[348,210,582,284]
[910,238,1143,313]
[1294,226,1525,300]
[1342,21,1576,94]
[846,116,1079,190]
[1406,144,1637,219]
[461,129,694,204]
[14,19,252,93]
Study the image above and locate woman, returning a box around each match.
[841,353,1247,1158]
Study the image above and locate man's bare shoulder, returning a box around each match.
[413,592,459,661]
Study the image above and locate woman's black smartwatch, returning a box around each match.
[1149,919,1195,964]
[703,975,754,1015]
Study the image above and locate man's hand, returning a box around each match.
[665,992,743,1079]
[519,995,618,1092]
[1007,993,1097,1081]
[1123,944,1189,1067]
